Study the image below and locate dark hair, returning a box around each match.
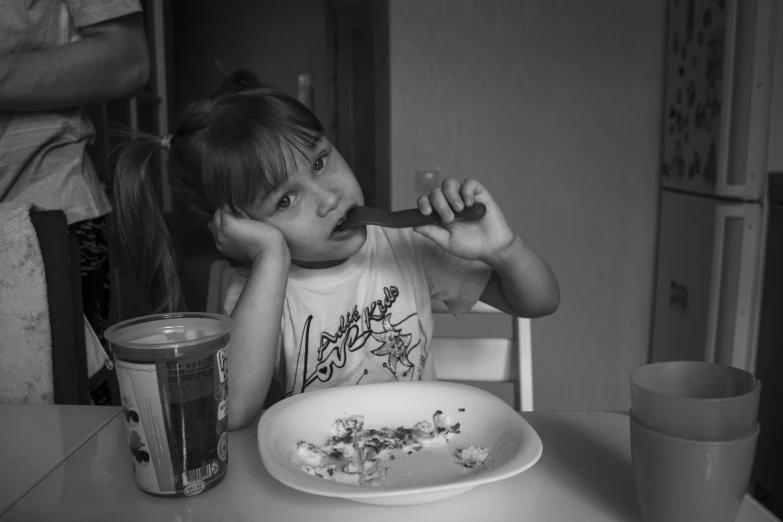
[113,69,324,313]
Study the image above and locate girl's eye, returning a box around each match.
[314,155,327,171]
[277,195,292,209]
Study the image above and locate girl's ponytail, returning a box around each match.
[112,130,183,313]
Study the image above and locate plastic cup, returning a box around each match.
[630,361,760,441]
[104,312,234,498]
[630,414,759,522]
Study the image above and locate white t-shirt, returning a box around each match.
[223,226,492,398]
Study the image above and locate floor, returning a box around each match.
[752,481,783,520]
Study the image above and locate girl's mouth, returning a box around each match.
[335,213,349,230]
[331,225,356,239]
[331,208,355,237]
[331,221,365,241]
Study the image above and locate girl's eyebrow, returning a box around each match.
[308,138,329,158]
[258,138,327,206]
[258,176,289,206]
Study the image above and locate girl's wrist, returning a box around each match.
[251,238,291,270]
[484,233,524,271]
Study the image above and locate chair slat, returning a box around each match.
[431,338,514,381]
[431,300,533,411]
[430,299,501,314]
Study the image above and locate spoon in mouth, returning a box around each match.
[335,203,486,232]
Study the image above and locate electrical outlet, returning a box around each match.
[415,167,441,194]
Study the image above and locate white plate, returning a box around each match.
[257,381,543,506]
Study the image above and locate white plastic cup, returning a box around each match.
[630,361,760,441]
[630,414,759,522]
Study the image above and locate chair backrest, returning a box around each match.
[430,300,533,411]
[206,259,236,316]
[206,259,533,411]
[30,210,90,404]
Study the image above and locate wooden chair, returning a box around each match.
[30,210,119,405]
[30,210,90,404]
[206,259,534,411]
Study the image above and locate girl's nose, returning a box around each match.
[316,185,341,217]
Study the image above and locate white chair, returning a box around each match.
[430,299,533,411]
[206,259,533,411]
[206,258,236,316]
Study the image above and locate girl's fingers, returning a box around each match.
[429,187,454,223]
[441,178,464,211]
[417,193,433,215]
[460,178,482,206]
[413,224,450,249]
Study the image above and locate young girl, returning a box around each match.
[114,70,559,430]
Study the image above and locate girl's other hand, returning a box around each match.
[208,206,289,265]
[414,177,515,263]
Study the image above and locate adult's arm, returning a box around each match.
[0,12,150,111]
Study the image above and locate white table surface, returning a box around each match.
[0,409,777,522]
[0,404,120,517]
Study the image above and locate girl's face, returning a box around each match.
[247,138,367,268]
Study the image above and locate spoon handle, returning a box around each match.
[393,203,487,227]
[345,203,487,229]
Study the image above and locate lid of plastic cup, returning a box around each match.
[105,312,235,362]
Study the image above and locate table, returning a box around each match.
[0,409,778,522]
[0,404,120,516]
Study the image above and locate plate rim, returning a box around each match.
[257,381,543,499]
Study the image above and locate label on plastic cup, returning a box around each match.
[115,347,228,496]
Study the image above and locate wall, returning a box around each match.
[171,0,332,134]
[389,0,666,411]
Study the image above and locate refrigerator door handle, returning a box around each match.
[705,204,762,371]
[715,0,739,194]
[715,0,776,199]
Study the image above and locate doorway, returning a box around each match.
[164,0,390,312]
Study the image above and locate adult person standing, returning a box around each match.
[0,0,150,403]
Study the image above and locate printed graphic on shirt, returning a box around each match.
[370,315,413,374]
[288,285,426,396]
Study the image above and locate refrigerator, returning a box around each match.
[652,0,783,515]
[651,0,778,372]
